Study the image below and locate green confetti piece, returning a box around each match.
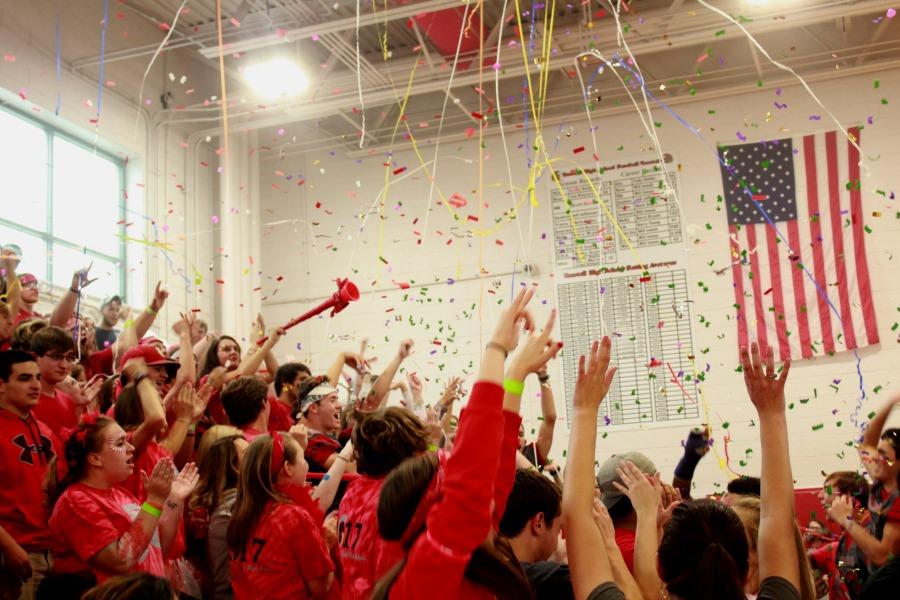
[722,421,730,429]
[812,424,824,431]
[874,80,880,88]
[715,29,726,36]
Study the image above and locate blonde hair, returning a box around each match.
[198,425,242,462]
[732,497,817,600]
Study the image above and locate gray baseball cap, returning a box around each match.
[596,451,657,509]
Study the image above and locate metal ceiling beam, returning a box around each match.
[855,17,894,65]
[197,0,466,58]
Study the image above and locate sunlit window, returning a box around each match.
[0,106,125,299]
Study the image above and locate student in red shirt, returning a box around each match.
[227,432,335,599]
[198,328,284,425]
[0,350,66,598]
[48,416,199,586]
[221,376,271,442]
[12,273,41,325]
[337,407,431,599]
[269,362,311,432]
[114,366,204,499]
[296,378,346,472]
[31,326,82,437]
[372,287,560,600]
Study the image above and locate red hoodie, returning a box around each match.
[388,381,521,600]
[0,408,65,552]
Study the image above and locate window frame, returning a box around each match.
[0,104,126,297]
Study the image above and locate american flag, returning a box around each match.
[720,128,878,361]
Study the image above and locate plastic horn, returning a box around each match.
[256,278,360,345]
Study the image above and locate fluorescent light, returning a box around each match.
[242,58,309,98]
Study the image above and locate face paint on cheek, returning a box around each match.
[108,430,127,455]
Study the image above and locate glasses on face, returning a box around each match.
[22,281,39,289]
[44,352,77,363]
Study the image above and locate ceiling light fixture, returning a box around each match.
[242,57,309,99]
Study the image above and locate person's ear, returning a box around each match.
[530,512,546,535]
[87,451,103,469]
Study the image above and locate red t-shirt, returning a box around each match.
[337,476,403,600]
[614,527,636,573]
[869,483,900,524]
[122,435,173,501]
[33,389,78,439]
[306,432,342,472]
[49,483,167,582]
[0,409,65,552]
[229,484,334,599]
[268,397,295,433]
[389,382,514,600]
[241,427,265,443]
[83,346,115,380]
[198,375,228,425]
[14,307,41,325]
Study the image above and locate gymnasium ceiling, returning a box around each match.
[3,0,900,155]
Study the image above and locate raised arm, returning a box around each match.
[233,327,284,380]
[132,282,168,341]
[563,337,618,600]
[158,462,198,557]
[89,458,173,574]
[159,384,202,456]
[613,463,665,600]
[361,340,413,411]
[128,374,167,453]
[593,499,644,600]
[859,395,898,479]
[172,313,197,386]
[741,342,800,591]
[534,365,557,464]
[672,426,710,499]
[50,268,95,328]
[0,253,21,313]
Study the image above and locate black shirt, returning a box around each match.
[756,576,800,600]
[521,561,575,600]
[587,582,625,600]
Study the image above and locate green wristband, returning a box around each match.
[503,378,525,396]
[141,502,162,518]
[146,305,158,316]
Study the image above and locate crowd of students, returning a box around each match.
[1,247,899,600]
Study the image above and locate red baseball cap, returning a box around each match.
[121,344,179,377]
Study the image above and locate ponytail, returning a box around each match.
[659,500,748,600]
[49,416,113,509]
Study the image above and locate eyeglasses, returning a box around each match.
[22,281,39,289]
[44,352,77,363]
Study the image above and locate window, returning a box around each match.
[0,106,125,299]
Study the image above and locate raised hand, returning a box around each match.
[573,337,617,412]
[122,357,148,383]
[397,339,414,360]
[172,385,196,422]
[508,308,561,379]
[489,285,536,355]
[150,282,169,313]
[408,372,423,394]
[612,461,660,516]
[172,311,195,337]
[289,422,309,450]
[740,342,791,416]
[71,265,97,291]
[143,458,175,505]
[827,494,854,525]
[169,462,200,502]
[592,497,616,542]
[343,351,369,373]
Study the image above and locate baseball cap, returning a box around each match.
[101,295,122,308]
[18,273,37,285]
[596,451,657,510]
[121,344,179,377]
[297,379,338,415]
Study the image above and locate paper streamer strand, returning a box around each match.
[355,0,367,148]
[214,0,230,159]
[135,0,190,128]
[95,0,110,124]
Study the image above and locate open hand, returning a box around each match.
[612,460,660,516]
[169,462,200,502]
[143,458,175,505]
[740,342,790,416]
[150,282,168,313]
[489,286,536,355]
[508,308,562,379]
[573,337,617,413]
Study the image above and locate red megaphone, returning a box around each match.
[256,278,360,345]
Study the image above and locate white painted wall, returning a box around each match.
[0,1,218,338]
[259,66,900,494]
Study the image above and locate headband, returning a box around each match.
[270,432,286,479]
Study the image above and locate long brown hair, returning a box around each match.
[113,382,144,431]
[190,434,242,514]
[226,433,296,553]
[199,335,240,379]
[372,453,534,600]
